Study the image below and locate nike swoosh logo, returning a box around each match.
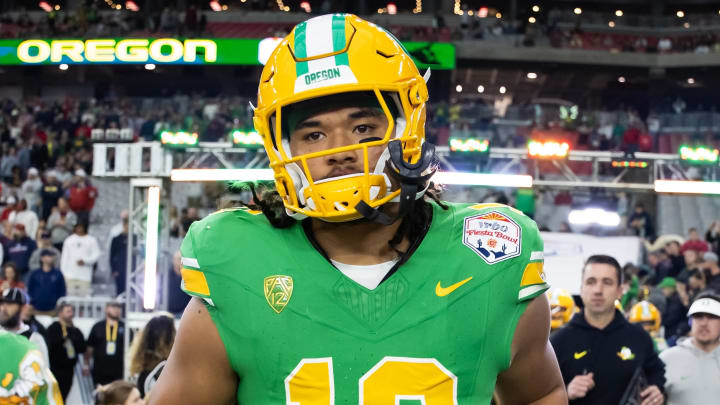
[435,277,473,297]
[574,351,588,360]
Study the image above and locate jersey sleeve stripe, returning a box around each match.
[530,251,544,261]
[520,262,545,287]
[181,257,200,269]
[181,268,211,296]
[518,283,549,301]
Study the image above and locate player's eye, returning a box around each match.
[302,132,325,142]
[354,124,375,135]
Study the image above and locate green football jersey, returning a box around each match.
[0,330,63,405]
[180,202,549,404]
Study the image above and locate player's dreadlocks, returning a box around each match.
[229,181,448,256]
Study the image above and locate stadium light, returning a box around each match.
[477,7,488,17]
[433,172,532,188]
[449,137,489,153]
[676,10,684,18]
[144,186,160,310]
[574,7,582,15]
[58,63,68,70]
[528,140,570,158]
[528,16,536,23]
[684,22,691,29]
[126,0,139,11]
[300,1,311,12]
[495,12,502,18]
[455,84,463,93]
[412,0,422,14]
[618,76,626,83]
[615,10,623,17]
[655,180,720,195]
[679,145,719,164]
[687,78,695,84]
[611,160,648,169]
[54,5,60,10]
[499,86,507,94]
[160,131,198,147]
[477,85,484,93]
[231,130,263,147]
[387,3,397,15]
[568,208,621,227]
[608,21,616,28]
[527,72,537,79]
[532,5,540,12]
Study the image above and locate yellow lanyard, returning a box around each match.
[106,321,118,343]
[60,323,67,339]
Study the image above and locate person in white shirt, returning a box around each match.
[20,167,43,215]
[660,292,720,405]
[8,199,39,241]
[60,223,101,297]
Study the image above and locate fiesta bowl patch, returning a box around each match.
[463,211,522,264]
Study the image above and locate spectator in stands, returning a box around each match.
[20,167,42,215]
[110,218,128,295]
[0,196,17,222]
[46,302,86,401]
[0,287,49,365]
[67,169,97,227]
[1,262,25,292]
[628,203,655,241]
[665,239,686,278]
[180,207,199,234]
[647,249,673,284]
[551,255,665,404]
[129,313,176,397]
[28,230,60,272]
[704,252,720,292]
[660,292,720,405]
[41,171,63,221]
[53,157,72,186]
[48,197,76,251]
[27,250,65,314]
[658,277,688,341]
[5,224,37,279]
[9,199,39,242]
[1,146,18,181]
[707,221,720,256]
[60,222,100,297]
[95,380,144,405]
[682,227,709,254]
[86,301,125,386]
[168,251,190,315]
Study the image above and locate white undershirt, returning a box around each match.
[330,258,399,290]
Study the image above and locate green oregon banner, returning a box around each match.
[0,38,455,69]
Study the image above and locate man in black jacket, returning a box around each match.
[551,255,666,405]
[46,302,86,400]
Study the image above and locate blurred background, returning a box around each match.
[2,0,720,403]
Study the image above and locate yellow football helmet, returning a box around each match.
[548,288,575,329]
[628,301,661,332]
[253,13,432,223]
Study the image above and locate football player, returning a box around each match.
[0,329,63,405]
[629,301,668,352]
[548,288,576,331]
[151,14,566,404]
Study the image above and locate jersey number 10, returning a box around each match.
[285,356,458,404]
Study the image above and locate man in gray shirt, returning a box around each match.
[660,291,720,405]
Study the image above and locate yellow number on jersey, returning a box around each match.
[285,357,457,404]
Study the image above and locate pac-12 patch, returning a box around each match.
[463,211,522,264]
